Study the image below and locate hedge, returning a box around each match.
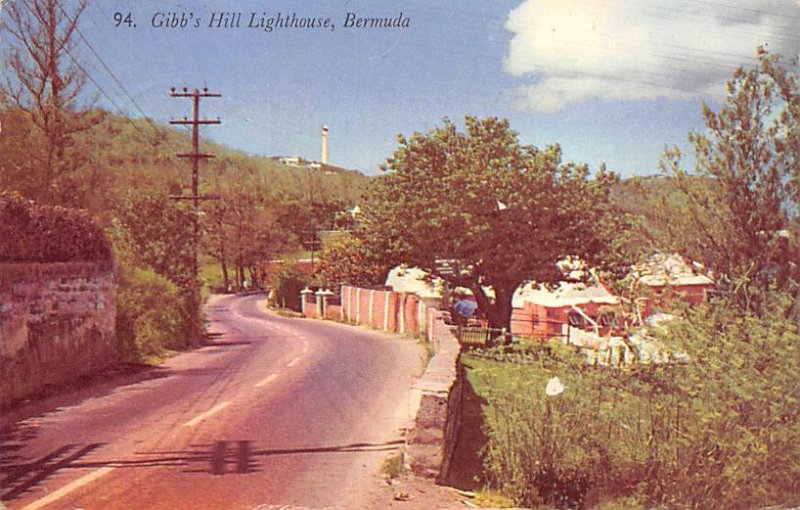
[0,191,112,262]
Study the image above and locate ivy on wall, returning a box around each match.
[0,192,111,262]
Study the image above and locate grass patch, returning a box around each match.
[472,489,516,508]
[270,307,305,318]
[199,257,226,290]
[139,349,178,366]
[417,336,432,363]
[461,351,651,508]
[381,453,405,480]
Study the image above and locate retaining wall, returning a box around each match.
[0,261,117,407]
[406,310,462,481]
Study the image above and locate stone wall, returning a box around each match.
[0,261,117,408]
[406,310,462,481]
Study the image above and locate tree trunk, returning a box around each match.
[220,258,229,291]
[470,282,515,345]
[248,266,259,288]
[489,284,514,345]
[214,211,229,290]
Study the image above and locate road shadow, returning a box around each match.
[442,369,489,491]
[0,438,405,502]
[0,364,174,501]
[0,331,254,430]
[0,363,173,429]
[153,439,406,475]
[0,442,106,501]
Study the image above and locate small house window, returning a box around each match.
[567,311,585,328]
[599,311,618,327]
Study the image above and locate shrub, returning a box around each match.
[116,262,189,362]
[644,296,800,508]
[269,263,308,311]
[0,191,111,262]
[472,352,643,509]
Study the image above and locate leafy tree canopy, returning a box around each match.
[360,116,633,331]
[658,50,800,312]
[315,232,389,288]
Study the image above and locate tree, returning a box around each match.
[226,190,293,289]
[360,116,631,332]
[202,170,297,290]
[2,0,97,205]
[658,49,800,313]
[110,189,205,345]
[315,232,389,288]
[203,200,232,290]
[111,189,196,289]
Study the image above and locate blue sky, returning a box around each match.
[5,0,800,176]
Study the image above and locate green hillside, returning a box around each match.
[0,107,371,216]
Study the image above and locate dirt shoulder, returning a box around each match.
[365,472,470,510]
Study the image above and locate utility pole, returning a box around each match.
[169,86,221,286]
[304,229,321,274]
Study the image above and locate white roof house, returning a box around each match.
[385,265,619,310]
[385,265,483,302]
[385,266,446,300]
[635,253,713,287]
[512,281,619,309]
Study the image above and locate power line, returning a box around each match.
[55,1,160,130]
[11,0,161,147]
[693,0,800,23]
[54,0,198,163]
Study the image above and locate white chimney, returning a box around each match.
[321,125,329,166]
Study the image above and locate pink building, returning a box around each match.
[511,282,620,339]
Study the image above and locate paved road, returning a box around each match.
[0,294,425,510]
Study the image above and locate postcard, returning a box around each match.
[2,1,799,509]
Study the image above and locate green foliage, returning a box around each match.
[380,453,405,480]
[468,350,630,509]
[203,171,296,290]
[110,190,206,347]
[315,232,388,287]
[466,295,800,509]
[657,51,800,312]
[111,189,196,288]
[361,116,634,330]
[646,296,800,508]
[115,262,187,362]
[0,191,111,262]
[472,490,516,508]
[0,106,369,218]
[269,264,309,311]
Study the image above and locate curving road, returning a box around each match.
[0,294,426,510]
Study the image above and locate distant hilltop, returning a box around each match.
[268,155,357,175]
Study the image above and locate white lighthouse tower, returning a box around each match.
[321,125,329,166]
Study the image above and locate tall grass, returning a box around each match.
[467,296,800,509]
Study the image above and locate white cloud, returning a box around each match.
[504,0,800,112]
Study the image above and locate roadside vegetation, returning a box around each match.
[463,294,799,509]
[2,4,798,504]
[455,51,800,510]
[381,452,405,480]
